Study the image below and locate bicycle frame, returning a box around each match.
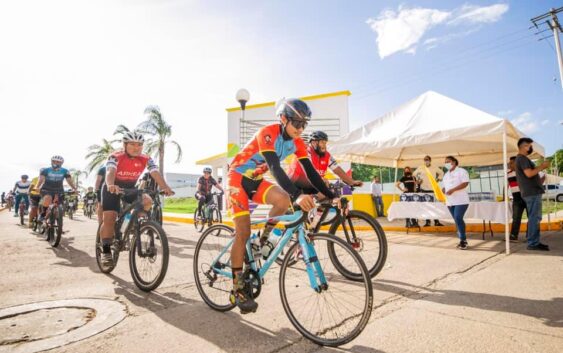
[211,211,328,292]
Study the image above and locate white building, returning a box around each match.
[196,90,352,181]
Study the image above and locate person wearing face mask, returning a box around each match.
[396,166,418,227]
[442,156,470,250]
[414,155,444,227]
[514,137,551,251]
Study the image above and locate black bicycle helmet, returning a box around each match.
[275,98,311,121]
[308,130,328,142]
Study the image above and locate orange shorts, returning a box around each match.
[227,171,275,219]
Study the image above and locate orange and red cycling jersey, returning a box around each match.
[230,123,308,179]
[228,123,309,218]
[106,151,158,188]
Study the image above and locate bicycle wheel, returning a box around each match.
[193,209,204,232]
[279,233,373,346]
[193,224,236,312]
[213,207,222,224]
[328,210,388,280]
[95,224,120,273]
[129,220,169,292]
[49,211,62,247]
[20,211,24,226]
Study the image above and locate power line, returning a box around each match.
[352,33,536,100]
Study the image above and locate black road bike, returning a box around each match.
[276,184,388,280]
[95,189,169,292]
[193,192,222,232]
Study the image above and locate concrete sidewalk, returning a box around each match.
[0,211,561,353]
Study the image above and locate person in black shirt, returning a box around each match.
[396,166,419,227]
[514,137,550,251]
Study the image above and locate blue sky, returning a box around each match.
[0,0,562,189]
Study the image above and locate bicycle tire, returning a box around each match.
[20,211,24,226]
[129,220,169,292]
[193,209,204,232]
[49,210,62,247]
[328,210,388,280]
[193,224,237,312]
[279,233,373,346]
[95,224,119,273]
[213,208,222,224]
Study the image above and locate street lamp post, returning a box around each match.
[236,89,250,146]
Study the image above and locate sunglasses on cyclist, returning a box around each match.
[288,118,308,130]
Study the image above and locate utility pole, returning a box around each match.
[532,7,563,90]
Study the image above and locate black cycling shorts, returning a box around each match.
[101,184,136,213]
[30,195,41,207]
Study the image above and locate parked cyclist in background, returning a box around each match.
[1,191,5,207]
[396,167,418,227]
[100,131,174,267]
[95,165,106,224]
[35,156,78,223]
[28,171,43,228]
[288,130,362,197]
[196,167,224,221]
[13,175,31,218]
[413,155,444,227]
[227,98,337,314]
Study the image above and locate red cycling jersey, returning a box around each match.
[106,151,158,187]
[287,145,339,186]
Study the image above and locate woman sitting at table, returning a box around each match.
[442,156,470,250]
[396,166,419,227]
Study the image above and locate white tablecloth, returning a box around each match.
[387,201,512,224]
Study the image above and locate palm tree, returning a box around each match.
[69,169,88,190]
[138,105,182,175]
[85,138,118,173]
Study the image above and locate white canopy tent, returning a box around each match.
[330,91,546,254]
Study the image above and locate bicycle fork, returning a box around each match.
[298,230,327,292]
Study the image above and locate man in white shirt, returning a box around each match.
[370,177,384,217]
[13,175,31,217]
[413,156,444,226]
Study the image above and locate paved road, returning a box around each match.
[0,210,562,353]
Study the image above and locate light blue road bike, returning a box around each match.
[193,209,373,346]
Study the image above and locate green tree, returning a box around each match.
[68,169,88,191]
[85,138,118,173]
[138,105,183,175]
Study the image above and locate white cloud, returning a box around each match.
[367,7,450,59]
[449,4,509,25]
[511,112,539,134]
[541,119,550,126]
[367,3,509,59]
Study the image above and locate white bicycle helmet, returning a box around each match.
[122,130,145,143]
[51,155,64,163]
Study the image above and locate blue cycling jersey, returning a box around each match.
[41,167,71,193]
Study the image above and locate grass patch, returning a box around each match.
[163,197,198,214]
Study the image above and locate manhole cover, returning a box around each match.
[0,298,126,353]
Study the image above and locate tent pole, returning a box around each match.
[503,130,510,255]
[393,161,399,202]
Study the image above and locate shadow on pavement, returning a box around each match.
[106,274,385,353]
[374,279,563,328]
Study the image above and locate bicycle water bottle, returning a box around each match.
[250,233,261,259]
[261,228,282,259]
[121,213,132,234]
[309,207,324,229]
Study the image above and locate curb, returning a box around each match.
[162,215,563,233]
